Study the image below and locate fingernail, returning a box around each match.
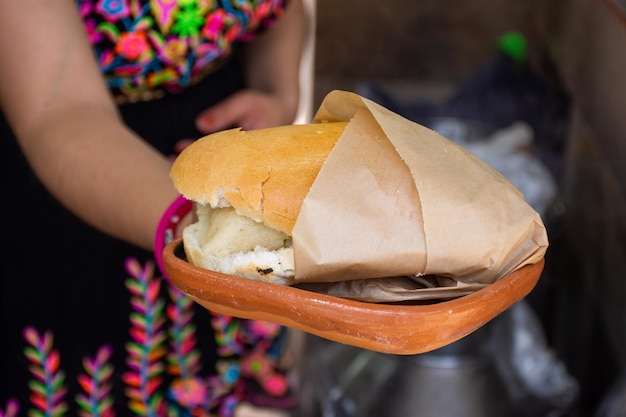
[197,115,214,132]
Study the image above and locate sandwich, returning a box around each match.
[170,121,348,285]
[169,89,548,304]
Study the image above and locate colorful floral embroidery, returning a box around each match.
[1,258,293,416]
[76,0,286,96]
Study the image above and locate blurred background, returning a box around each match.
[295,0,626,416]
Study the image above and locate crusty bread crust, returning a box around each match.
[170,122,347,234]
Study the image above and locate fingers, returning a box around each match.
[174,139,194,154]
[195,90,289,134]
[195,93,249,133]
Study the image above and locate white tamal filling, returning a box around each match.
[182,204,295,285]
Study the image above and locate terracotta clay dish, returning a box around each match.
[163,238,544,355]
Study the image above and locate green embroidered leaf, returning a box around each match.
[26,380,46,396]
[125,342,144,357]
[134,16,155,32]
[28,408,45,417]
[125,279,144,296]
[51,371,66,390]
[129,313,148,328]
[51,401,68,417]
[97,363,115,381]
[96,22,121,42]
[23,346,42,363]
[75,393,91,410]
[96,397,115,413]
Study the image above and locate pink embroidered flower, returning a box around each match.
[169,377,209,408]
[224,22,243,44]
[83,19,104,43]
[248,320,281,338]
[241,350,289,397]
[115,31,150,60]
[77,0,93,17]
[263,373,288,397]
[241,352,272,377]
[99,49,116,68]
[203,9,228,40]
[95,0,130,21]
[81,0,287,99]
[253,2,271,19]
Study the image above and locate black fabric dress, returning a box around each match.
[0,59,244,413]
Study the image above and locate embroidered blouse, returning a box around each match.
[76,0,286,99]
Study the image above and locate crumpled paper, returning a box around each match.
[291,90,548,302]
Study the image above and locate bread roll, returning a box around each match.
[170,122,348,284]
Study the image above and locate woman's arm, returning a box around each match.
[0,0,180,251]
[194,0,305,132]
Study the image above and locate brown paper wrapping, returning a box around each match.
[291,91,548,302]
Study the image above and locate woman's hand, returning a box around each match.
[195,88,297,133]
[196,0,305,134]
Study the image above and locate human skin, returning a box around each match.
[0,0,303,251]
